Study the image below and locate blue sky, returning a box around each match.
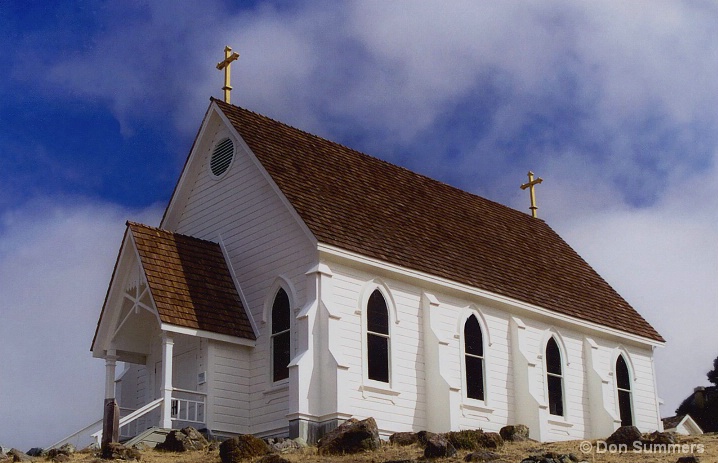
[1,0,717,450]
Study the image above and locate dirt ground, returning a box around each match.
[62,433,718,463]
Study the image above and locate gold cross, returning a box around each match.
[520,171,543,218]
[216,46,240,104]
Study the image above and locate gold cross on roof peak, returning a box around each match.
[216,46,240,104]
[520,171,543,218]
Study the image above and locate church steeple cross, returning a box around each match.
[216,46,240,104]
[520,171,543,218]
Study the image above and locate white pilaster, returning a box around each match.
[105,350,118,399]
[160,332,174,429]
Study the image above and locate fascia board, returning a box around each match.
[318,243,664,349]
[160,323,256,347]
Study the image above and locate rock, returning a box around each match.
[7,449,30,462]
[464,450,502,461]
[416,430,437,446]
[58,444,75,455]
[520,452,583,463]
[445,430,503,451]
[676,456,700,463]
[479,432,504,449]
[264,437,302,454]
[101,442,141,460]
[26,448,44,457]
[389,432,419,446]
[156,426,208,452]
[292,437,308,448]
[644,431,677,445]
[131,443,150,452]
[256,455,291,463]
[207,441,221,452]
[423,434,456,458]
[219,435,270,463]
[47,443,76,461]
[317,417,381,455]
[499,425,530,442]
[51,454,70,463]
[605,426,642,446]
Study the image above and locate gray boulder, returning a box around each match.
[219,435,271,463]
[317,417,381,455]
[416,430,437,446]
[155,426,208,452]
[424,434,457,458]
[26,448,44,457]
[101,442,141,460]
[499,424,530,442]
[264,437,303,453]
[605,426,642,446]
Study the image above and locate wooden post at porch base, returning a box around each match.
[101,350,119,456]
[101,398,120,452]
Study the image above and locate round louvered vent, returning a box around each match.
[210,138,234,177]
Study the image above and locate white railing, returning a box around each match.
[91,398,163,444]
[170,388,206,424]
[89,390,206,444]
[48,418,103,450]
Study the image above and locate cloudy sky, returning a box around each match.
[1,0,717,450]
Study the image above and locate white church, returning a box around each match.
[91,94,665,444]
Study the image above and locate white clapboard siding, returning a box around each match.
[208,341,252,434]
[172,116,316,436]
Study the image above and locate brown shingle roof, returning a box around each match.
[129,222,255,340]
[213,98,663,342]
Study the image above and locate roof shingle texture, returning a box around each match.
[129,221,255,340]
[214,98,662,342]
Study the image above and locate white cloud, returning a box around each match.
[549,153,718,415]
[0,198,163,450]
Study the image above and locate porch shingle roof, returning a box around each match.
[129,222,255,340]
[213,98,663,343]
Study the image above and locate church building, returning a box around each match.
[91,95,664,443]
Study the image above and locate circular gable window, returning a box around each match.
[210,137,234,177]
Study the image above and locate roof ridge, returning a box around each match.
[212,99,534,223]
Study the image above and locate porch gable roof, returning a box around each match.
[125,222,255,340]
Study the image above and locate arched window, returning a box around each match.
[271,288,290,382]
[616,355,633,426]
[546,337,564,416]
[464,314,485,401]
[366,289,390,383]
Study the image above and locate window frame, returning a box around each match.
[366,289,391,383]
[545,336,565,417]
[269,287,291,384]
[615,354,634,427]
[462,313,486,402]
[360,283,395,389]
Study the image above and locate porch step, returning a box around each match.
[123,427,171,448]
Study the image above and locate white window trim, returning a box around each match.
[614,351,635,426]
[542,333,567,418]
[459,309,490,408]
[266,278,296,386]
[358,279,397,391]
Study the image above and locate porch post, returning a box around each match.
[160,332,174,429]
[101,350,120,451]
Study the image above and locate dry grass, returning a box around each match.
[65,433,718,463]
